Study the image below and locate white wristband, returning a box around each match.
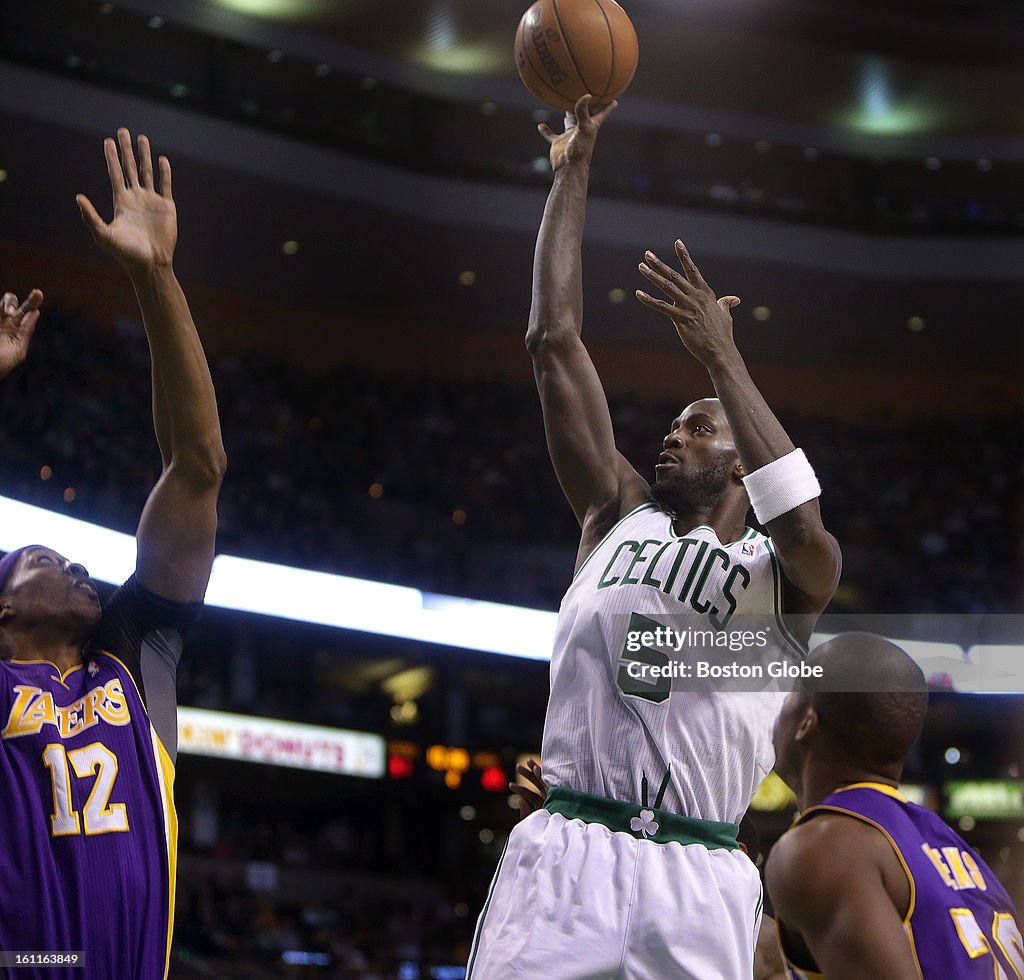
[742,448,821,524]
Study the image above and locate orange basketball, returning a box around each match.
[514,0,639,112]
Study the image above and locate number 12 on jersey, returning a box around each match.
[43,742,130,836]
[950,907,1024,979]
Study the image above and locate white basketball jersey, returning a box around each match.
[541,501,806,825]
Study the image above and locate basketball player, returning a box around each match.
[0,129,225,978]
[467,96,840,978]
[768,634,1022,978]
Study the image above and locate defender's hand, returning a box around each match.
[538,95,617,173]
[77,129,177,275]
[509,759,548,820]
[636,240,741,366]
[0,289,42,378]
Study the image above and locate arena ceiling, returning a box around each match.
[185,0,1024,137]
[0,0,1022,376]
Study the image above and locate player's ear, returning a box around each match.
[794,706,819,745]
[0,601,14,625]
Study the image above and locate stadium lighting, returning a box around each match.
[412,4,506,74]
[0,496,1019,682]
[0,495,557,660]
[845,57,935,135]
[211,0,331,16]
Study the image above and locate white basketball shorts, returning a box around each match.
[466,787,762,979]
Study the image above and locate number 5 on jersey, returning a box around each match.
[617,613,671,704]
[43,742,130,836]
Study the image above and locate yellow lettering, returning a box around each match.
[922,843,957,889]
[81,688,103,730]
[943,847,975,890]
[2,686,45,738]
[24,691,57,732]
[60,701,84,739]
[97,680,130,725]
[961,851,988,891]
[3,681,130,741]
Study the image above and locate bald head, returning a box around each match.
[773,634,929,793]
[807,634,928,769]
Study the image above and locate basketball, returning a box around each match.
[514,0,639,112]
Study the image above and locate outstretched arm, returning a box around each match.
[78,129,226,603]
[637,243,840,630]
[766,818,920,979]
[526,96,648,562]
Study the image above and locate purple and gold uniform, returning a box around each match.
[779,782,1023,979]
[0,575,199,980]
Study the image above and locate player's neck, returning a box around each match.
[668,497,748,544]
[3,627,85,673]
[798,758,901,812]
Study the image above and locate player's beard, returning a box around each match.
[651,452,734,516]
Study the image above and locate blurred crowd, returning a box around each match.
[172,872,471,979]
[0,307,1018,614]
[167,792,494,979]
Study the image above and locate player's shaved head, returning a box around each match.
[773,634,929,797]
[807,634,928,769]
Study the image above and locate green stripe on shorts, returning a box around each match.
[545,786,740,850]
[465,837,510,978]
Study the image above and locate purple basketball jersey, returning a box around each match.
[784,783,1022,979]
[0,652,175,979]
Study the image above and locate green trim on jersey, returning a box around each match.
[764,538,810,658]
[545,786,740,850]
[572,501,660,584]
[664,518,759,546]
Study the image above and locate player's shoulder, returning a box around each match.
[768,810,900,937]
[98,573,202,632]
[770,811,892,890]
[576,494,660,560]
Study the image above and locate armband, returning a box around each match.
[742,448,821,524]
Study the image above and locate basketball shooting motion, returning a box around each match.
[466,98,840,978]
[0,129,225,978]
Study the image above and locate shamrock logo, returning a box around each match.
[630,808,660,839]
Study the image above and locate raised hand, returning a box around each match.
[636,240,742,366]
[0,289,42,379]
[77,129,176,275]
[538,94,617,172]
